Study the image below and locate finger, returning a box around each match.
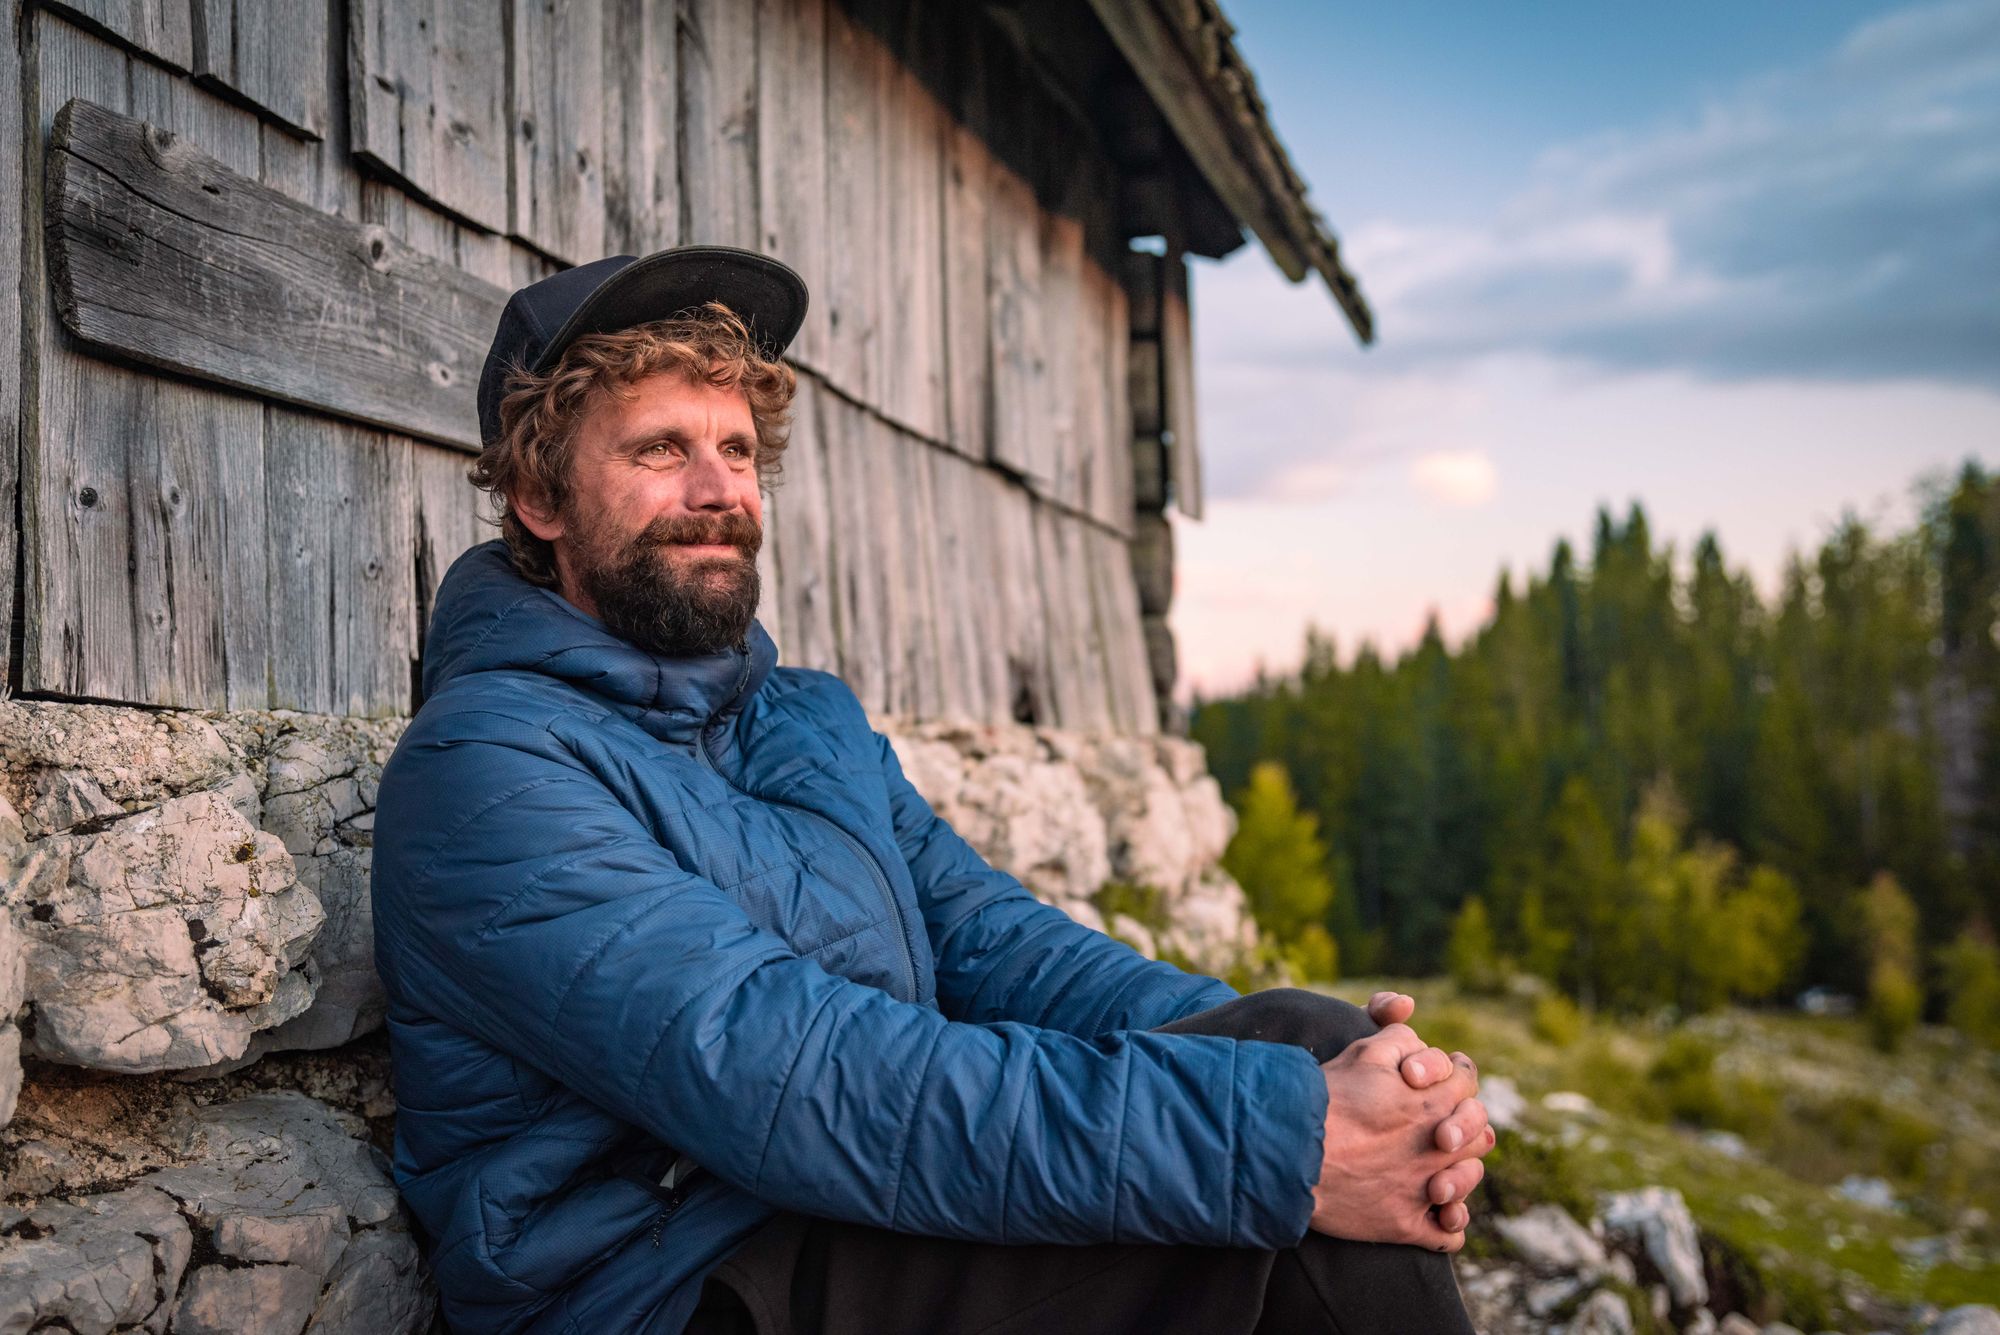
[1366,991,1415,1027]
[1449,1051,1479,1087]
[1435,1200,1471,1233]
[1411,1214,1467,1253]
[1434,1096,1490,1154]
[1401,1046,1455,1089]
[1353,1022,1427,1068]
[1426,1157,1486,1208]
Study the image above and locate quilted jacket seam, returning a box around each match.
[885,1024,948,1231]
[1107,1039,1133,1242]
[474,845,621,942]
[631,953,772,1110]
[409,775,574,885]
[750,987,842,1197]
[994,1042,1038,1246]
[547,897,678,1037]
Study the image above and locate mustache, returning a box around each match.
[635,511,763,553]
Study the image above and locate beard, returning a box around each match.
[566,507,763,658]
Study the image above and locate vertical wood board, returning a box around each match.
[822,1,884,408]
[602,0,678,255]
[192,0,330,140]
[24,17,272,710]
[43,0,192,70]
[349,0,508,232]
[678,0,758,247]
[757,0,830,372]
[266,408,415,717]
[766,375,840,673]
[508,0,605,262]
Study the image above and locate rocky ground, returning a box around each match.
[0,696,1266,1332]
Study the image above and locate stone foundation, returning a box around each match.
[0,696,1258,1331]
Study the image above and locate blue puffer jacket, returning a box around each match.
[370,540,1328,1334]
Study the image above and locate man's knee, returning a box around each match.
[1153,988,1377,1062]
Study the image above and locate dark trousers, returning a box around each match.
[687,989,1476,1335]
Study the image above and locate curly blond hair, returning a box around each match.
[469,302,797,588]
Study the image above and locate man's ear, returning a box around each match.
[509,482,565,542]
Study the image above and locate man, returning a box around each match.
[371,246,1491,1334]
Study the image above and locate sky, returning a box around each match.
[1172,0,2000,699]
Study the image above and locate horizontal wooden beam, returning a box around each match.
[45,97,500,452]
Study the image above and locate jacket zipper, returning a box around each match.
[693,716,920,1004]
[641,1168,703,1248]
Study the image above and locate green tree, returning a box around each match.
[1940,930,2000,1049]
[1446,896,1503,995]
[1221,762,1338,973]
[1860,873,1922,1052]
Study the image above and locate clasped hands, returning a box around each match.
[1310,991,1493,1252]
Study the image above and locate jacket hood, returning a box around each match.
[421,539,777,742]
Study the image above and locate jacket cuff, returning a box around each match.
[1230,1041,1327,1248]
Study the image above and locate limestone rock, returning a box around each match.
[171,1263,320,1335]
[305,1225,432,1333]
[0,698,235,822]
[0,909,24,1127]
[0,1184,192,1334]
[1930,1308,2000,1335]
[19,787,322,1072]
[1481,1074,1528,1133]
[1718,1314,1761,1335]
[1571,1288,1637,1335]
[1601,1186,1709,1311]
[1494,1203,1608,1273]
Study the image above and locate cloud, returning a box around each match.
[1410,450,1498,508]
[1211,0,2000,394]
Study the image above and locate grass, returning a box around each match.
[1324,977,2000,1330]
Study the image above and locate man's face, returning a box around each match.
[515,371,766,657]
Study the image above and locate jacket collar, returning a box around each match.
[421,539,778,745]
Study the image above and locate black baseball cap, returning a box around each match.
[475,245,810,447]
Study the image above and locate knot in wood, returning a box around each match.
[426,361,454,387]
[359,226,392,272]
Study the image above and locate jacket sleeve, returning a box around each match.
[873,730,1241,1036]
[373,719,1326,1249]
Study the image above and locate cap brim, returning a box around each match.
[529,246,809,372]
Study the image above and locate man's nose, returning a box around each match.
[679,446,736,509]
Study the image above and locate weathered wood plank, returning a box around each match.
[47,97,502,452]
[888,430,945,721]
[1039,208,1085,510]
[678,0,758,248]
[348,0,508,232]
[985,472,1051,727]
[879,30,948,442]
[986,163,1052,489]
[940,98,992,462]
[1075,255,1134,536]
[1162,252,1202,519]
[43,0,192,70]
[818,392,888,715]
[1032,502,1114,733]
[1084,522,1158,735]
[602,0,678,255]
[927,449,1008,723]
[508,0,604,263]
[411,439,488,662]
[756,0,829,372]
[0,0,22,684]
[266,408,415,717]
[823,0,884,408]
[23,16,275,711]
[766,375,839,673]
[191,0,330,140]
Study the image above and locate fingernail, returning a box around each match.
[1442,1125,1462,1151]
[1438,1183,1456,1203]
[1408,1060,1424,1079]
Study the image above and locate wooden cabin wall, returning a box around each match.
[4,0,1162,735]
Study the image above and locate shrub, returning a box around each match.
[1281,923,1339,985]
[1866,960,1922,1053]
[1447,896,1504,995]
[1532,992,1586,1048]
[1940,932,2000,1049]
